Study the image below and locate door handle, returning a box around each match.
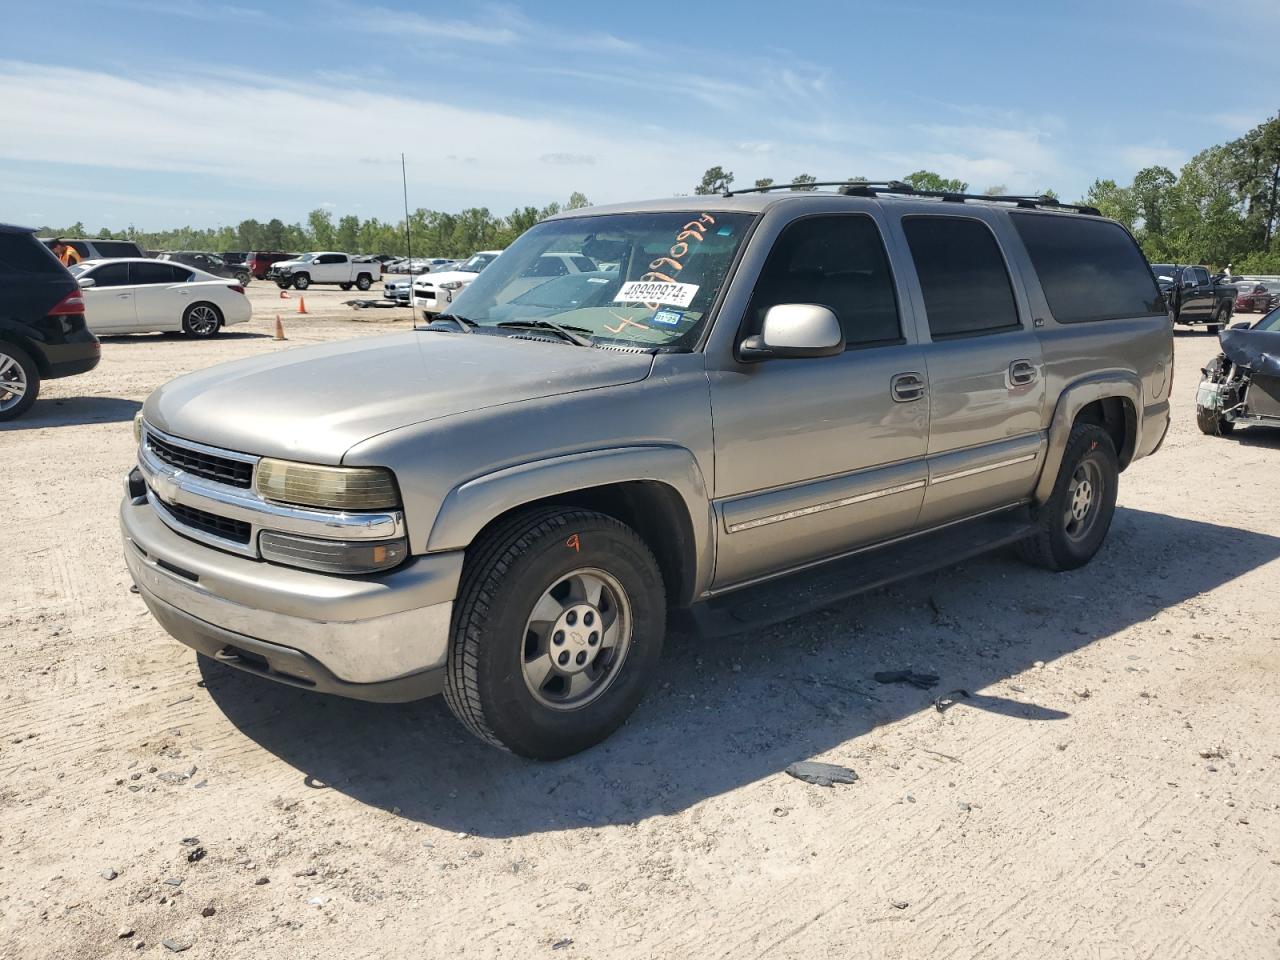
[1008,359,1038,386]
[891,372,926,402]
[117,293,132,299]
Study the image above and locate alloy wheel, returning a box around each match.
[0,351,27,411]
[521,567,632,710]
[187,305,219,336]
[1063,459,1103,542]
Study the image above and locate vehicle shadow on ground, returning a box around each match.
[0,396,141,430]
[1232,425,1280,448]
[200,507,1280,838]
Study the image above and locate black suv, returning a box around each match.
[157,251,252,285]
[0,224,101,421]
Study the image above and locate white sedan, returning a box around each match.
[70,258,252,338]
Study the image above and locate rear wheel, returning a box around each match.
[355,274,373,291]
[1209,303,1231,335]
[182,302,222,338]
[0,341,39,421]
[1018,423,1119,571]
[444,507,666,759]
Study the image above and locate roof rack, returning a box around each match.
[723,179,1100,216]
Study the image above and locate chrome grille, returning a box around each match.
[147,432,253,488]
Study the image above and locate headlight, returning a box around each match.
[438,280,463,291]
[259,531,407,574]
[255,458,400,510]
[133,412,144,443]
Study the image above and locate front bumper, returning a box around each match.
[121,491,462,702]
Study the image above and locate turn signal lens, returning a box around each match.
[133,412,144,444]
[259,531,408,574]
[255,459,400,510]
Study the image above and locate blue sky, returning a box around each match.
[1,0,1275,231]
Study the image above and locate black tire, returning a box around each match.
[1017,422,1119,571]
[1196,404,1235,436]
[0,340,40,422]
[340,283,353,291]
[355,274,373,291]
[182,302,223,338]
[1209,303,1231,335]
[235,270,251,285]
[444,507,666,759]
[292,273,310,290]
[275,278,292,289]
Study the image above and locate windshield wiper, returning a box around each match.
[421,313,476,334]
[496,319,593,347]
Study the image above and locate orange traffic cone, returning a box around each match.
[274,315,287,341]
[297,296,308,315]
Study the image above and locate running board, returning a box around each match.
[687,507,1035,637]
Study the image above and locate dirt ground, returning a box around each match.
[2,280,1278,959]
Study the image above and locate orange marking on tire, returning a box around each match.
[566,534,581,552]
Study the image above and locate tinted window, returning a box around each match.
[1192,266,1210,285]
[745,215,901,348]
[92,240,142,258]
[903,217,1020,339]
[315,253,344,264]
[0,233,65,274]
[131,261,188,284]
[87,262,131,287]
[1011,214,1165,323]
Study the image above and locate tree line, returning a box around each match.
[38,113,1280,272]
[40,192,592,258]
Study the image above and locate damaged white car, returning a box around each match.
[1196,307,1280,435]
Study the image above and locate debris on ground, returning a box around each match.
[344,299,399,309]
[552,938,574,950]
[891,899,910,910]
[101,868,118,880]
[161,938,192,953]
[934,689,971,713]
[785,761,859,787]
[874,670,939,689]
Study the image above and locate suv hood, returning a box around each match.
[273,259,304,270]
[143,333,654,463]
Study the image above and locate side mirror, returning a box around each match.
[1229,320,1253,330]
[739,304,844,361]
[77,277,96,288]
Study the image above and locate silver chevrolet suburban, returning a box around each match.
[121,183,1173,759]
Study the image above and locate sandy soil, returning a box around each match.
[2,281,1278,959]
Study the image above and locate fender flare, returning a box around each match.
[1033,371,1142,505]
[426,445,716,597]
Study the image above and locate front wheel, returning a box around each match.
[0,341,40,421]
[444,507,666,759]
[355,274,373,291]
[275,278,292,289]
[182,302,222,338]
[1209,304,1231,335]
[340,283,353,291]
[292,274,311,291]
[1017,423,1119,571]
[1196,404,1235,436]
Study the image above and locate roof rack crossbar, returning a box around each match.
[722,179,1100,216]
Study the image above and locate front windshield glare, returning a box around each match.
[446,211,753,349]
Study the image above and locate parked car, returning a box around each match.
[0,224,100,421]
[245,251,295,280]
[382,277,414,305]
[122,187,1172,758]
[158,251,252,286]
[70,258,251,338]
[1150,263,1235,332]
[1231,280,1272,313]
[41,237,147,261]
[1196,305,1280,435]
[220,251,248,267]
[410,250,503,319]
[268,252,379,291]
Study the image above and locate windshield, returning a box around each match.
[1150,264,1175,281]
[1255,306,1280,332]
[457,253,498,273]
[446,211,753,349]
[299,253,316,262]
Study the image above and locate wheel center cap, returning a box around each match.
[550,604,602,673]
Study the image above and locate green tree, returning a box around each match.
[902,170,969,193]
[753,177,775,189]
[566,191,591,210]
[982,184,1008,196]
[790,173,818,191]
[1082,179,1138,230]
[695,166,734,195]
[307,209,335,249]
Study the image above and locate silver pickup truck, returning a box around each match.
[121,184,1172,758]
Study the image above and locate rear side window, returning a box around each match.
[0,233,65,274]
[902,217,1020,339]
[1011,214,1166,323]
[746,214,902,348]
[131,261,188,284]
[92,240,142,257]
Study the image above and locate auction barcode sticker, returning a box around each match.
[614,281,700,308]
